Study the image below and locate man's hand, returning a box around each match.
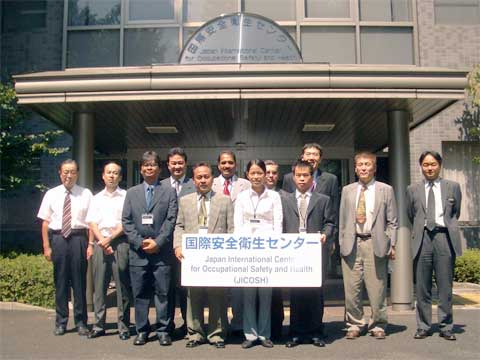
[103,246,114,255]
[389,247,396,260]
[142,238,159,254]
[174,247,183,261]
[43,247,52,262]
[319,233,327,244]
[98,236,112,249]
[86,245,94,260]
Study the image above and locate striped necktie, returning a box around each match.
[61,190,72,238]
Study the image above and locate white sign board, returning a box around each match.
[181,233,322,287]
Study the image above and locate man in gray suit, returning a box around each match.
[161,147,195,336]
[339,152,397,340]
[122,151,178,346]
[211,150,250,335]
[174,162,234,348]
[282,160,335,348]
[407,150,462,341]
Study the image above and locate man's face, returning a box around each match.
[59,163,78,190]
[421,154,441,181]
[193,165,213,194]
[293,165,313,193]
[302,147,321,171]
[167,154,187,180]
[355,156,376,184]
[140,159,160,184]
[265,164,279,190]
[102,163,121,190]
[218,153,236,179]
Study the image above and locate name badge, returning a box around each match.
[299,227,307,234]
[142,213,154,225]
[198,226,208,235]
[250,218,261,233]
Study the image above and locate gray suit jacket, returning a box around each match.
[174,191,234,249]
[122,181,178,266]
[160,177,196,198]
[212,176,250,204]
[406,179,462,257]
[339,180,398,258]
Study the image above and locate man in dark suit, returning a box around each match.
[282,160,335,348]
[122,151,178,346]
[407,150,462,341]
[161,147,195,336]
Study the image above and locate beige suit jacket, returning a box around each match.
[212,176,250,204]
[173,191,234,249]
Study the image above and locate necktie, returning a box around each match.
[175,180,180,195]
[426,182,436,231]
[61,190,72,238]
[223,179,230,196]
[299,193,307,228]
[198,194,207,226]
[356,185,367,225]
[146,186,153,209]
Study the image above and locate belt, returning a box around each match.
[50,229,87,236]
[356,233,372,240]
[425,227,448,233]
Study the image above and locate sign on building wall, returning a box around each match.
[179,13,302,64]
[181,233,322,287]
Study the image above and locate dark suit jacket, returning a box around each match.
[122,181,178,266]
[282,169,339,225]
[406,179,462,257]
[160,177,196,198]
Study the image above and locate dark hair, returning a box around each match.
[292,159,314,175]
[192,162,212,174]
[58,159,78,172]
[419,150,442,166]
[167,147,187,162]
[141,151,161,166]
[302,143,323,157]
[246,159,266,174]
[103,161,122,175]
[354,151,377,166]
[217,150,237,164]
[264,160,278,167]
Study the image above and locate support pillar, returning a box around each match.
[72,112,95,312]
[388,110,413,311]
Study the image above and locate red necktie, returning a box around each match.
[223,179,230,196]
[61,190,72,238]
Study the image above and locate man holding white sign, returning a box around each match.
[281,160,335,348]
[173,162,234,349]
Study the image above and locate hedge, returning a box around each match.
[455,249,480,284]
[0,253,55,308]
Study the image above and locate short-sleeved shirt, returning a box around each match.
[37,184,93,230]
[86,187,126,237]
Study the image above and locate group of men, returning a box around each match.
[37,143,462,348]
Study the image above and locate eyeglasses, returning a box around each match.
[142,162,159,168]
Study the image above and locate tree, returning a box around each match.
[0,83,67,193]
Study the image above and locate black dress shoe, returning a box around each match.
[241,339,257,349]
[119,332,130,341]
[261,339,274,348]
[88,329,105,339]
[439,330,456,341]
[285,337,300,348]
[414,329,430,339]
[158,333,172,346]
[78,326,90,336]
[186,339,205,348]
[54,326,66,336]
[133,333,148,346]
[212,341,225,348]
[312,338,325,347]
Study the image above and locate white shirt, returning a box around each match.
[37,184,93,230]
[295,189,312,228]
[218,174,238,194]
[424,178,445,227]
[234,188,283,234]
[86,187,126,237]
[355,180,375,235]
[170,175,185,195]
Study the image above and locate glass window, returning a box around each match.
[359,0,412,21]
[434,0,480,25]
[67,30,120,67]
[183,27,198,45]
[301,27,356,63]
[183,0,237,22]
[68,0,121,26]
[128,0,175,22]
[243,0,296,21]
[124,28,180,65]
[305,0,350,18]
[360,27,413,64]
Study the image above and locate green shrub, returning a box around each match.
[455,249,480,284]
[0,253,55,308]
